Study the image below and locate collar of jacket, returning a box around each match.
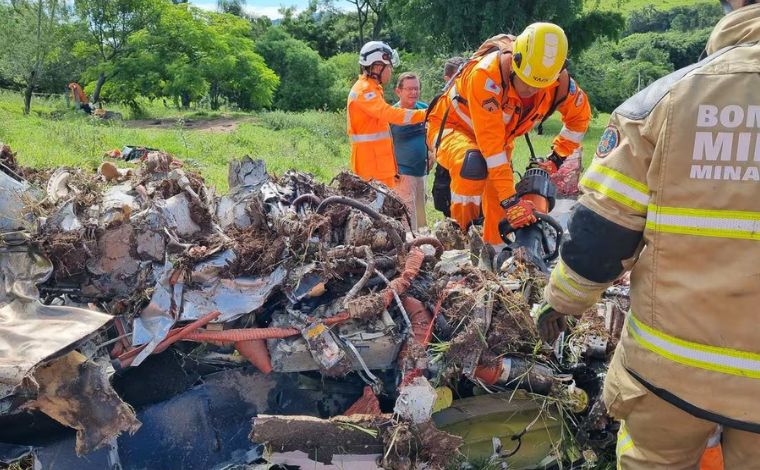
[706,3,760,54]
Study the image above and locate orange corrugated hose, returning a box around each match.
[235,339,273,374]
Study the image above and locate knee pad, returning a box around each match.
[432,164,452,215]
[459,149,487,180]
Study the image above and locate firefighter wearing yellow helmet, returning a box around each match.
[427,22,590,245]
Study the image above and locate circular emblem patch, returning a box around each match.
[596,125,620,158]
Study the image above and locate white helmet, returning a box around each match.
[359,41,399,67]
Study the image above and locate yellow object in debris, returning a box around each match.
[303,322,326,338]
[433,386,453,412]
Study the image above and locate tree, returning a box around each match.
[103,4,277,110]
[0,0,65,114]
[255,28,339,111]
[74,0,160,103]
[386,0,622,55]
[218,0,245,17]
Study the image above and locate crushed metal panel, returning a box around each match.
[85,223,143,297]
[0,247,111,403]
[32,368,303,470]
[0,170,33,232]
[179,265,287,323]
[25,351,141,455]
[155,192,202,237]
[44,202,82,232]
[268,450,382,469]
[228,157,268,189]
[432,391,563,469]
[268,315,402,373]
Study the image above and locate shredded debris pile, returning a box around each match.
[0,144,628,469]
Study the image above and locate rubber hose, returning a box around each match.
[292,193,322,211]
[315,196,404,253]
[406,237,444,258]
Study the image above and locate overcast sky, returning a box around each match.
[191,0,350,19]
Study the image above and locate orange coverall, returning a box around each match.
[426,50,591,244]
[347,75,425,188]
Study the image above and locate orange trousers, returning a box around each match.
[700,444,724,470]
[436,131,509,245]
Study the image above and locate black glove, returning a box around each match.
[528,150,564,175]
[535,302,568,344]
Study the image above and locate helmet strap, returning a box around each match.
[369,63,387,82]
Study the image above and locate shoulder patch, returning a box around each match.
[568,78,577,95]
[596,126,619,158]
[364,91,377,100]
[484,78,501,95]
[482,97,499,113]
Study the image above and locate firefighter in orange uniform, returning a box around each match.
[347,41,426,188]
[426,23,591,245]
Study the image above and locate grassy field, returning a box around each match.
[0,89,610,222]
[585,0,714,14]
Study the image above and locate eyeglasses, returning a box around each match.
[400,87,420,91]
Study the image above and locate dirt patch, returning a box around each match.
[124,116,253,133]
[223,226,286,277]
[0,144,21,176]
[35,231,98,282]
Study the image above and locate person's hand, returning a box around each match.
[427,147,435,172]
[502,198,537,229]
[535,302,568,344]
[529,151,564,175]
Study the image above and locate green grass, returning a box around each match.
[0,89,609,221]
[0,90,350,191]
[584,0,714,14]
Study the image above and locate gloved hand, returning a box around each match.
[530,151,564,175]
[535,302,568,344]
[502,197,537,229]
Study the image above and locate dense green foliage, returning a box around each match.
[573,2,720,113]
[255,28,339,111]
[0,0,722,116]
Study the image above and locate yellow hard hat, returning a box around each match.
[512,22,568,89]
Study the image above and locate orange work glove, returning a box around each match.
[502,197,537,229]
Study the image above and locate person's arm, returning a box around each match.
[543,93,668,319]
[466,68,515,202]
[350,89,425,126]
[551,76,592,158]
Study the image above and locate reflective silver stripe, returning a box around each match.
[451,192,481,205]
[349,91,358,100]
[646,208,760,235]
[477,52,498,69]
[581,166,649,208]
[502,112,513,125]
[559,126,585,143]
[403,109,414,124]
[350,131,391,143]
[485,151,508,169]
[449,86,473,130]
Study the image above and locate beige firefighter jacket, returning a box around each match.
[545,4,760,428]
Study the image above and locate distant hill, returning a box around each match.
[584,0,715,15]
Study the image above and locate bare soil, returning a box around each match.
[125,116,253,133]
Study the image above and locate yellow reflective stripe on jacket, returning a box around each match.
[580,164,649,213]
[628,311,760,379]
[550,261,587,302]
[646,205,760,241]
[350,131,392,143]
[617,422,634,464]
